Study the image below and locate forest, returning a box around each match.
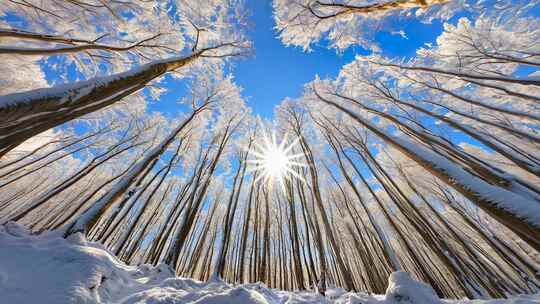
[0,0,539,303]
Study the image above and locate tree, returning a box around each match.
[0,0,250,157]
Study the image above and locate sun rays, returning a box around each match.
[247,132,306,190]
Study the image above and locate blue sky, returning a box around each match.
[145,1,455,119]
[231,1,451,118]
[233,1,361,117]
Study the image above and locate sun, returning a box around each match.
[261,143,290,179]
[247,132,306,188]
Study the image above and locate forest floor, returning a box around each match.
[0,222,538,304]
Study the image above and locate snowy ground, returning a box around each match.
[0,223,538,304]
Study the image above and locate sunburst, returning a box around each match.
[247,131,306,190]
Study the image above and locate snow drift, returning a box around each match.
[0,222,538,304]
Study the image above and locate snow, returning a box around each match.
[0,222,539,304]
[0,52,199,112]
[0,64,141,110]
[385,272,440,304]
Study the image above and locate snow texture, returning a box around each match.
[0,53,195,111]
[0,222,538,304]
